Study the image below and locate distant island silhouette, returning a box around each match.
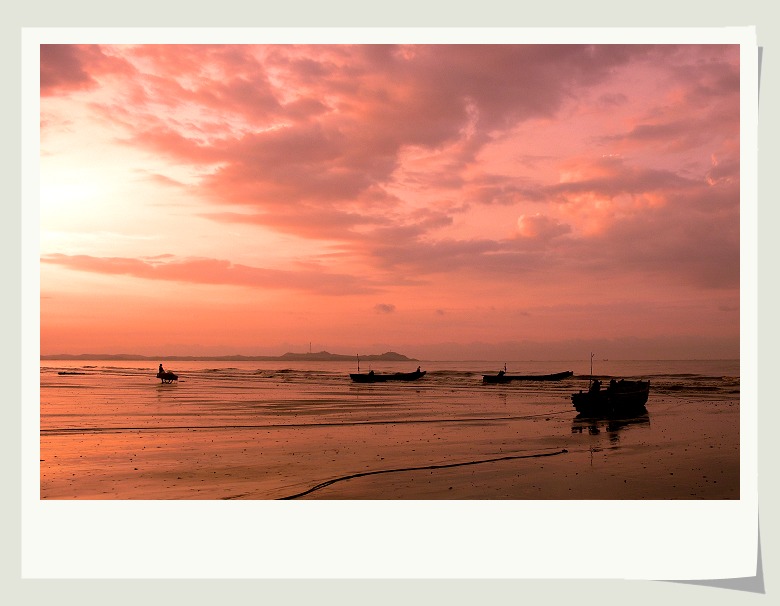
[40,350,418,362]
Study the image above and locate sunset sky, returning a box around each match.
[38,42,742,360]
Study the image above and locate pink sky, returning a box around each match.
[39,43,740,360]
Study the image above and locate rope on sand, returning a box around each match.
[278,448,569,500]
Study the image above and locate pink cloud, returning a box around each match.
[40,44,133,96]
[41,253,379,295]
[516,214,571,241]
[548,156,696,199]
[202,209,379,240]
[374,303,396,314]
[43,45,687,214]
[40,45,96,94]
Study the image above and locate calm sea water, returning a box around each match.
[40,358,741,415]
[39,359,740,499]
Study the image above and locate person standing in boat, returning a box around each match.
[158,363,165,375]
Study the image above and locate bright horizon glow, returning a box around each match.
[39,41,741,361]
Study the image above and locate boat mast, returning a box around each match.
[589,352,594,388]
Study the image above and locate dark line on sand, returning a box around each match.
[277,448,569,500]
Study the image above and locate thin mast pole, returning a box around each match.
[589,352,594,388]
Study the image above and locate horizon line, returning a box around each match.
[39,352,740,362]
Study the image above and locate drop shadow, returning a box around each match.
[666,520,764,594]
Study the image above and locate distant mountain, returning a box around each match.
[40,351,417,362]
[278,351,405,361]
[279,351,416,362]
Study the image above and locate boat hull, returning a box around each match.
[482,370,573,384]
[571,380,649,416]
[350,370,426,383]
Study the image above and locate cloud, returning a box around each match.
[201,209,380,241]
[40,44,134,96]
[550,156,695,198]
[374,303,396,314]
[41,45,672,222]
[41,253,379,295]
[516,214,571,241]
[355,147,739,290]
[40,45,98,95]
[40,44,740,293]
[539,155,738,288]
[599,117,736,155]
[466,179,547,206]
[596,92,629,108]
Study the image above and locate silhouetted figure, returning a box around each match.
[589,379,602,393]
[159,364,164,375]
[417,366,421,372]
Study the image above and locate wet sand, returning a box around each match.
[40,371,739,500]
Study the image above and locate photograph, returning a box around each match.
[38,41,742,502]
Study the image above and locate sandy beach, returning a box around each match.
[39,361,739,500]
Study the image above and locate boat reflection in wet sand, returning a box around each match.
[572,413,650,435]
[571,378,650,416]
[483,369,573,384]
[350,368,426,383]
[571,412,650,444]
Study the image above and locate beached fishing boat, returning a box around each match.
[482,370,573,384]
[350,369,426,383]
[571,378,650,416]
[156,370,178,384]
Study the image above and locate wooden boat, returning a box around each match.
[350,369,426,383]
[571,378,650,416]
[482,370,573,384]
[156,371,178,384]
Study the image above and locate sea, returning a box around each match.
[38,358,741,500]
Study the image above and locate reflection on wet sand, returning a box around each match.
[571,413,651,443]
